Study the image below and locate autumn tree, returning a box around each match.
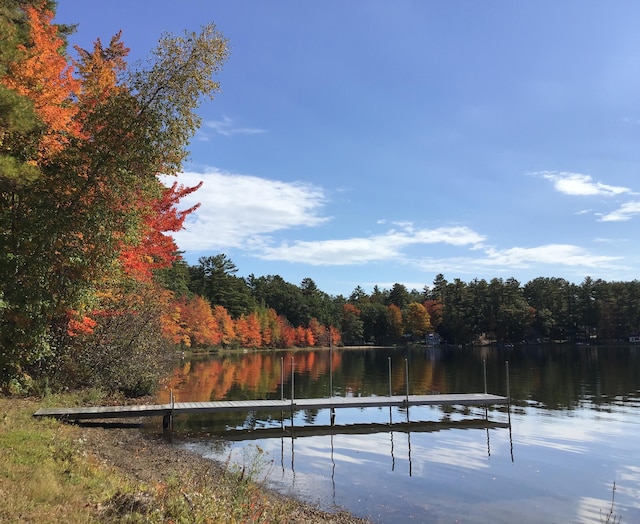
[423,300,443,331]
[212,305,235,347]
[403,302,432,340]
[387,304,404,341]
[0,1,229,390]
[235,312,262,348]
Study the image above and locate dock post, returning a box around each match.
[280,357,284,401]
[505,360,510,400]
[483,359,487,394]
[163,389,174,431]
[405,358,409,401]
[291,357,295,404]
[388,357,392,397]
[329,332,333,398]
[280,356,284,428]
[506,360,512,456]
[171,389,174,430]
[290,356,295,428]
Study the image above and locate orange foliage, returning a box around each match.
[120,181,202,282]
[329,325,342,346]
[160,299,338,352]
[304,327,316,347]
[423,299,443,330]
[240,312,262,348]
[387,303,403,337]
[2,4,82,159]
[179,295,218,347]
[258,307,280,347]
[160,298,188,346]
[212,304,235,346]
[294,326,306,347]
[277,317,296,348]
[74,31,129,108]
[66,310,97,336]
[342,303,361,317]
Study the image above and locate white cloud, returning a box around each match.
[204,116,265,137]
[162,170,625,281]
[534,171,633,196]
[598,201,640,222]
[479,244,620,268]
[164,169,328,251]
[256,225,486,265]
[412,244,622,276]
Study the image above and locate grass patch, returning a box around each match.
[0,395,305,523]
[0,397,118,523]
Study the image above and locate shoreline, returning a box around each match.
[75,416,371,523]
[2,396,370,523]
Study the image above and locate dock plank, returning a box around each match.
[33,393,508,421]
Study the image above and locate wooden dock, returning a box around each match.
[33,393,509,423]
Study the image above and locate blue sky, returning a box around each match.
[55,1,640,296]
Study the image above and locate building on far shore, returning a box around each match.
[426,333,441,346]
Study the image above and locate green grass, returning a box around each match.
[0,395,300,523]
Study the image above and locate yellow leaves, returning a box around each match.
[74,31,130,107]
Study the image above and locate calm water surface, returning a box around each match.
[157,346,640,523]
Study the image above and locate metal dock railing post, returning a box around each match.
[280,356,284,429]
[290,356,295,404]
[290,356,295,428]
[329,331,333,398]
[506,360,510,400]
[483,359,487,394]
[388,357,392,397]
[405,358,409,401]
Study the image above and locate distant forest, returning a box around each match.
[162,254,640,347]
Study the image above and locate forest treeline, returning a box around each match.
[164,255,640,350]
[1,2,638,396]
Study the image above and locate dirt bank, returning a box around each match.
[76,419,370,523]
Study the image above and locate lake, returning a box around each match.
[157,345,640,523]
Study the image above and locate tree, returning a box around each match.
[0,2,229,388]
[248,274,310,327]
[387,283,410,310]
[212,305,235,347]
[403,302,432,340]
[176,295,218,347]
[360,302,391,344]
[341,303,364,345]
[423,300,443,331]
[235,312,262,348]
[387,304,404,341]
[1,3,81,162]
[190,255,255,317]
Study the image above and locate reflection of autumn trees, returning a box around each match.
[162,349,451,403]
[162,347,640,429]
[162,350,343,402]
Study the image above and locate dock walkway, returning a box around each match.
[34,393,509,422]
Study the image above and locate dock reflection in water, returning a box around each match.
[166,346,640,524]
[180,404,515,516]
